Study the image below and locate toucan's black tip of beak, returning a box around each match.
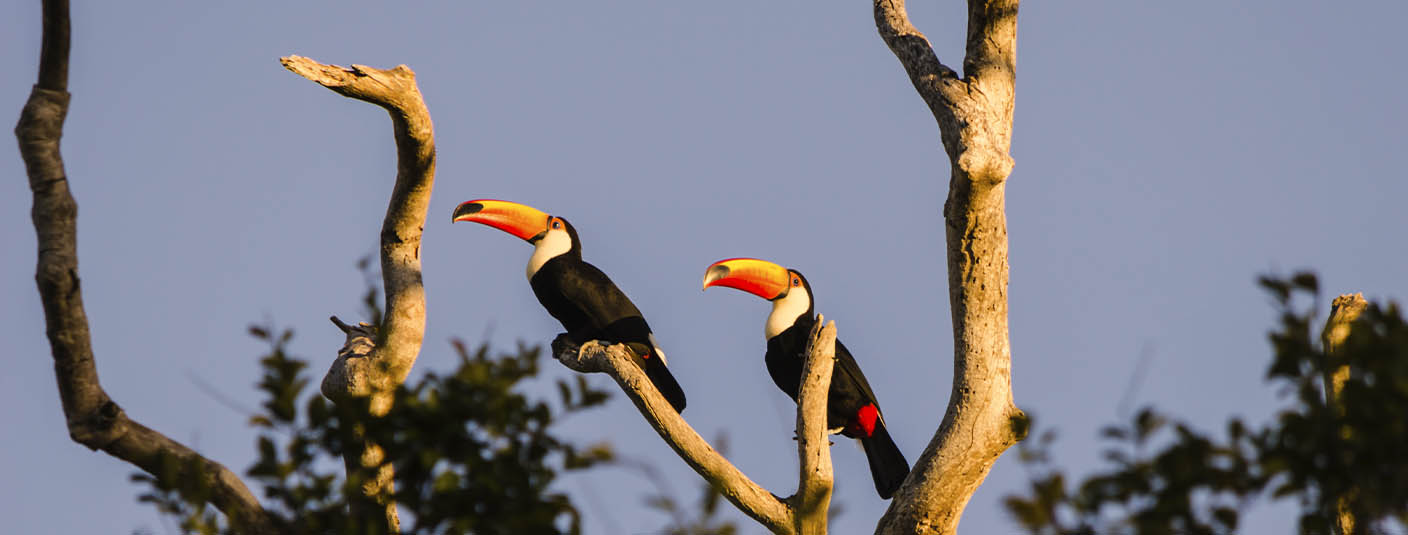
[701,264,730,290]
[451,202,484,222]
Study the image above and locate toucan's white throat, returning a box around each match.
[526,228,572,279]
[766,285,811,339]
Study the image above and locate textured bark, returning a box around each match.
[553,320,840,534]
[555,336,796,533]
[873,1,1025,534]
[1322,293,1367,404]
[794,318,837,534]
[283,55,438,533]
[17,1,276,532]
[1322,293,1368,535]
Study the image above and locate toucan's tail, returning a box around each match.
[860,420,909,499]
[642,357,687,413]
[624,341,687,413]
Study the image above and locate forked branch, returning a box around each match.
[555,319,841,535]
[554,336,795,533]
[872,1,1024,534]
[18,0,275,532]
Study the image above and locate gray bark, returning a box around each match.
[17,1,277,532]
[282,55,439,534]
[872,1,1025,533]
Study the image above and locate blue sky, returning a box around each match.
[4,2,1406,533]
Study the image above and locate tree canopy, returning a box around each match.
[1006,273,1408,535]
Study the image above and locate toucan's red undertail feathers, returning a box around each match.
[848,403,880,437]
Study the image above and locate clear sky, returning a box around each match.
[4,2,1406,534]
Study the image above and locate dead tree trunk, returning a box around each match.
[872,1,1025,533]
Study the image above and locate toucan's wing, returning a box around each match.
[552,259,646,333]
[834,339,884,412]
[554,260,685,411]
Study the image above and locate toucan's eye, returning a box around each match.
[792,277,800,287]
[552,219,562,230]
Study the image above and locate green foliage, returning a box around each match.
[1005,272,1408,535]
[130,258,746,534]
[367,339,614,534]
[134,259,614,535]
[132,456,225,535]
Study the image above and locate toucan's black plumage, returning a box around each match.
[527,223,687,412]
[768,311,908,499]
[704,259,909,498]
[453,200,686,413]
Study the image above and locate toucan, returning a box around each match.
[452,199,687,413]
[702,258,909,498]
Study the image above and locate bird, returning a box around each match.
[452,199,686,413]
[702,257,908,498]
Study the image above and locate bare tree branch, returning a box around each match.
[281,55,436,406]
[36,0,68,91]
[1323,293,1368,400]
[872,1,1025,534]
[794,317,837,534]
[872,0,967,154]
[282,54,438,533]
[1322,292,1369,535]
[17,1,276,532]
[554,336,798,535]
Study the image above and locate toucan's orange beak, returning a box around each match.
[451,199,551,242]
[702,258,791,300]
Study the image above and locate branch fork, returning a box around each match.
[873,1,1023,533]
[552,317,839,535]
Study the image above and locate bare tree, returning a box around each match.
[20,0,1022,533]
